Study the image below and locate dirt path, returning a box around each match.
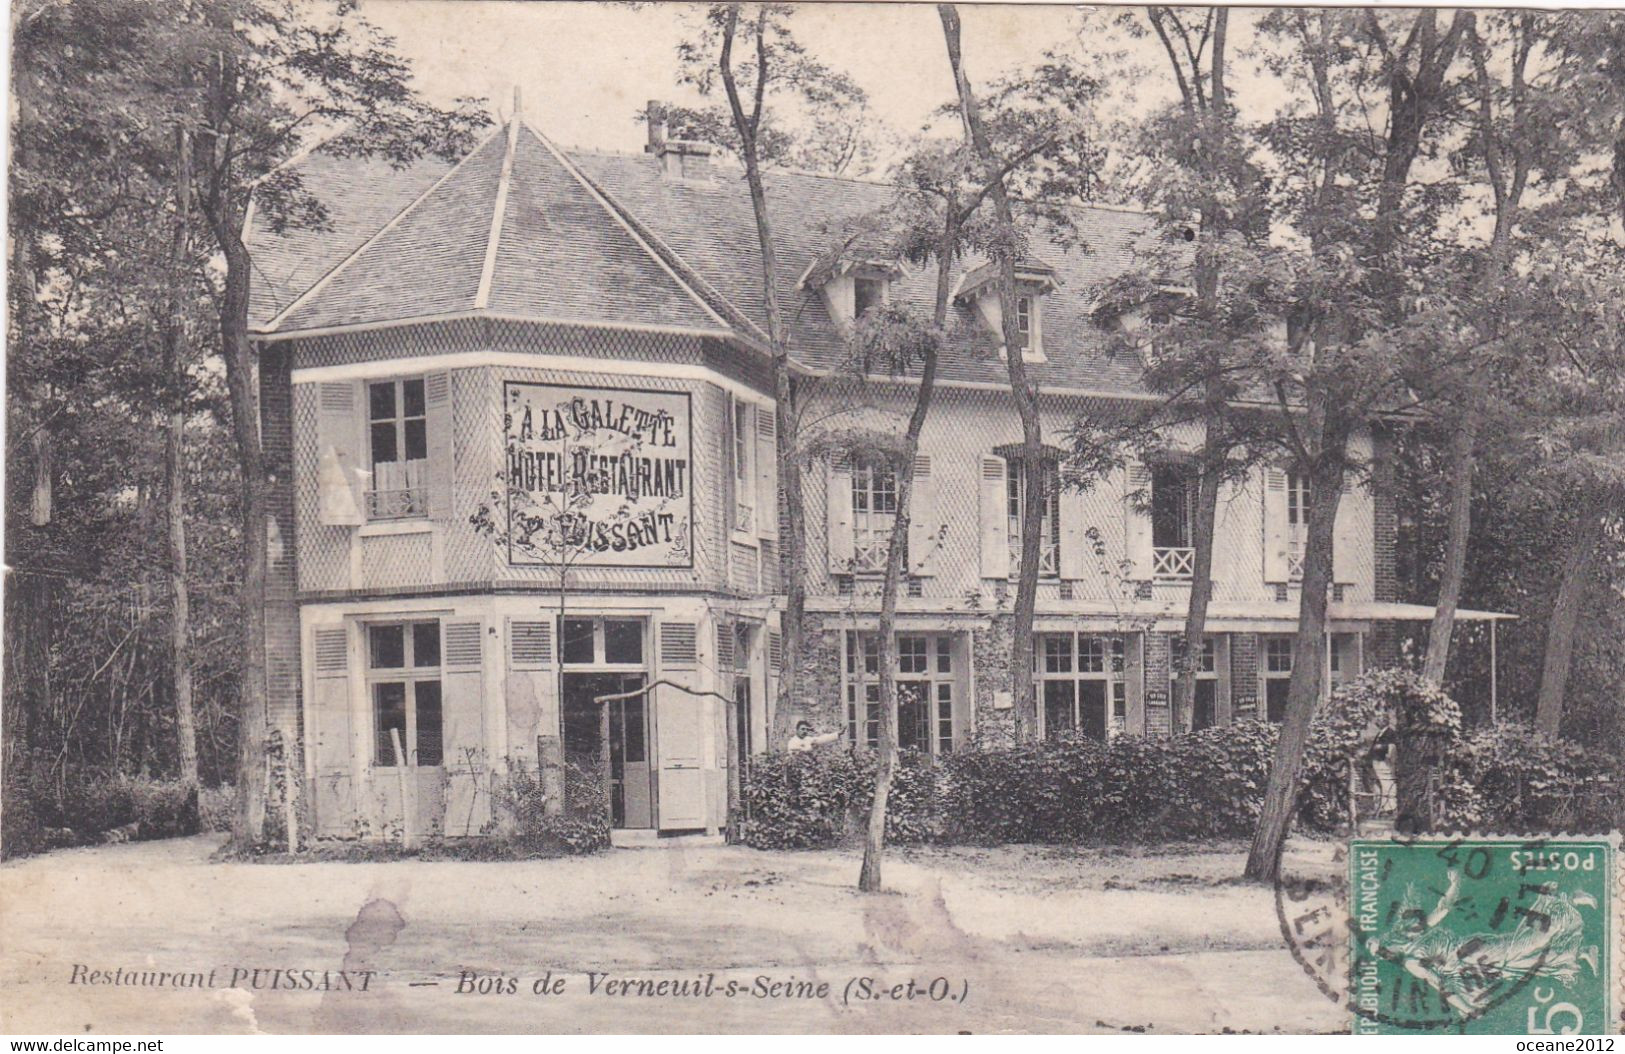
[0,836,1347,1034]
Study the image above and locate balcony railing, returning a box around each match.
[367,487,428,521]
[1152,546,1195,580]
[1288,529,1307,580]
[734,501,754,533]
[1009,536,1060,577]
[851,531,889,574]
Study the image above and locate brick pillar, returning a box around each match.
[1231,632,1260,721]
[971,614,1016,747]
[1371,426,1400,667]
[1143,632,1172,738]
[259,341,304,840]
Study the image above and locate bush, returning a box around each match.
[1,757,208,858]
[1437,724,1621,833]
[742,722,1284,850]
[491,756,610,856]
[739,749,938,849]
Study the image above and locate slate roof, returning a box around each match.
[252,119,728,336]
[247,116,1174,396]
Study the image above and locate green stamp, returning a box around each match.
[1349,837,1615,1035]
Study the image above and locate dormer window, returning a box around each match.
[953,258,1057,363]
[855,275,886,319]
[1015,295,1034,353]
[797,252,902,331]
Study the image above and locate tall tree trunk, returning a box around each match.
[1422,420,1476,683]
[167,126,199,805]
[1427,19,1531,686]
[1245,423,1347,882]
[1534,512,1601,738]
[717,9,805,751]
[859,209,954,893]
[216,218,269,847]
[1176,422,1224,731]
[941,1,1043,742]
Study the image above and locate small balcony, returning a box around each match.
[367,487,427,521]
[1008,536,1059,578]
[1152,546,1195,580]
[734,501,754,534]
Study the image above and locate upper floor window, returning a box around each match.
[368,378,428,520]
[1006,458,1060,577]
[1150,462,1197,579]
[1286,471,1310,579]
[850,457,901,574]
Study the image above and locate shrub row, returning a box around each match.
[740,678,1622,850]
[2,757,229,859]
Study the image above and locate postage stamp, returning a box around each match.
[1347,837,1617,1035]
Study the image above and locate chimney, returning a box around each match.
[658,139,712,182]
[643,100,710,181]
[644,100,666,153]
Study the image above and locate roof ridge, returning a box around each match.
[518,118,740,339]
[475,117,522,309]
[258,122,508,333]
[568,145,1159,219]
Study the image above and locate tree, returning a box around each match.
[1090,6,1281,733]
[676,3,872,750]
[1521,254,1625,735]
[939,3,1103,743]
[125,0,486,845]
[1244,8,1471,878]
[1414,12,1574,685]
[848,137,1023,891]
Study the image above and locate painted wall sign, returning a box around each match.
[504,381,693,568]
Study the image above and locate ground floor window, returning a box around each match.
[1263,635,1293,722]
[1034,633,1127,741]
[368,620,443,766]
[844,631,958,758]
[1171,636,1219,731]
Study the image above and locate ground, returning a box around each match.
[1,835,1349,1034]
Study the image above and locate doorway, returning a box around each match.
[562,671,651,829]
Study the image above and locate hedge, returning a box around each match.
[740,671,1623,850]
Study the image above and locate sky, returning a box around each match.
[356,1,1136,163]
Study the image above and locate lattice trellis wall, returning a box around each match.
[285,319,789,598]
[290,319,708,371]
[796,384,1377,606]
[292,383,355,593]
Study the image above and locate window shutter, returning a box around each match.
[768,630,783,674]
[658,621,699,669]
[756,407,777,539]
[1058,478,1087,581]
[906,454,937,577]
[444,620,482,668]
[313,626,349,678]
[315,382,365,526]
[826,455,854,574]
[715,620,736,669]
[508,619,553,671]
[1332,471,1358,585]
[424,371,454,520]
[979,456,1009,579]
[721,398,737,533]
[1123,462,1154,580]
[1263,466,1289,584]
